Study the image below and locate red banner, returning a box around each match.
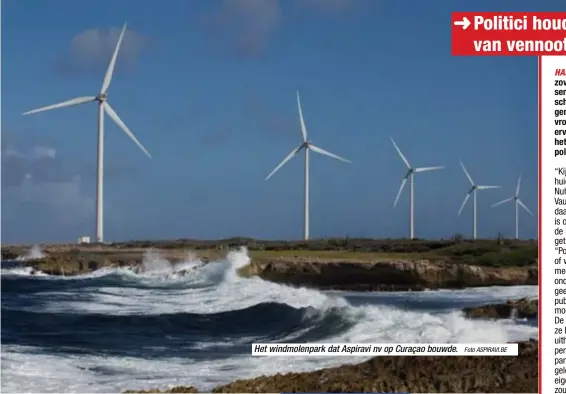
[451,12,566,56]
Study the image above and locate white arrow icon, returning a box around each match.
[454,16,471,30]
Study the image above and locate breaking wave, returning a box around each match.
[15,244,45,261]
[1,247,538,393]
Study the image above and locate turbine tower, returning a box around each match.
[390,137,443,240]
[457,161,500,240]
[491,174,533,239]
[265,91,351,241]
[22,23,151,243]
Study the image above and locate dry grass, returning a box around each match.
[2,237,538,268]
[248,249,432,262]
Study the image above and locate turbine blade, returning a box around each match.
[103,102,151,158]
[460,161,474,186]
[518,199,534,216]
[393,177,407,208]
[308,144,351,163]
[296,91,307,143]
[457,192,471,216]
[414,166,444,173]
[492,197,513,207]
[477,185,500,190]
[101,23,127,94]
[516,174,522,196]
[22,96,95,115]
[390,137,410,169]
[265,144,304,181]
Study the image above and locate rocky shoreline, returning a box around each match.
[7,253,538,291]
[1,238,538,291]
[123,339,538,393]
[1,240,538,393]
[239,258,537,291]
[462,297,538,320]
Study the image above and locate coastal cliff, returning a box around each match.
[239,258,537,291]
[2,238,538,290]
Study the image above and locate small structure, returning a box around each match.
[77,236,91,244]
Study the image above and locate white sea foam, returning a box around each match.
[0,247,539,393]
[15,244,45,261]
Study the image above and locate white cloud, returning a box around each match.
[4,145,56,160]
[2,145,94,225]
[57,26,150,74]
[12,174,94,223]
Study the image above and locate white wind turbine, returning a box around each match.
[265,91,351,241]
[491,174,533,239]
[457,161,500,240]
[390,137,444,240]
[22,23,151,243]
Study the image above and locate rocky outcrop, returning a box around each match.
[3,240,538,291]
[240,258,538,291]
[125,340,538,393]
[25,254,117,275]
[463,298,538,319]
[16,250,219,276]
[11,251,538,291]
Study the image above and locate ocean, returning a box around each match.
[0,248,539,393]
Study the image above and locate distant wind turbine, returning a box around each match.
[22,23,151,243]
[457,161,500,240]
[491,174,533,239]
[265,91,351,241]
[390,137,443,240]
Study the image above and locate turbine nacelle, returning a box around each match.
[20,22,149,243]
[457,160,501,241]
[265,92,351,182]
[264,91,351,240]
[491,174,534,219]
[390,136,443,210]
[21,23,150,159]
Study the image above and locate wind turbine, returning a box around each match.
[491,174,533,239]
[457,161,500,240]
[390,137,443,240]
[265,91,351,241]
[22,23,151,244]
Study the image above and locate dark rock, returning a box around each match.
[210,340,538,393]
[129,340,537,393]
[463,298,538,319]
[3,239,538,291]
[245,259,537,291]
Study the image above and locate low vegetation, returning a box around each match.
[2,237,538,268]
[105,237,538,267]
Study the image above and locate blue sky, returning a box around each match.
[2,0,552,243]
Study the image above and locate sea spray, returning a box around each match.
[135,248,207,281]
[140,249,172,273]
[224,246,251,282]
[16,244,45,261]
[510,306,519,320]
[0,261,538,394]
